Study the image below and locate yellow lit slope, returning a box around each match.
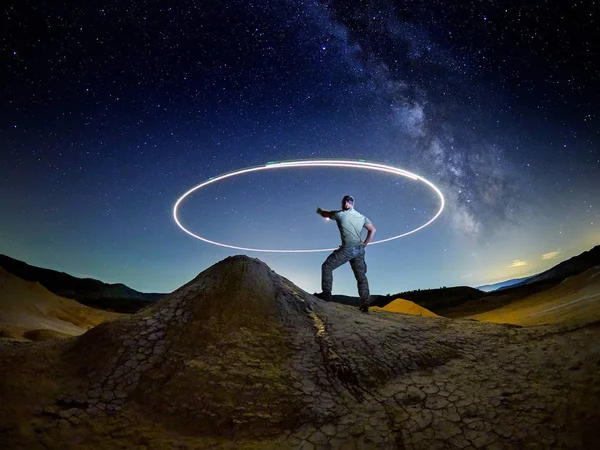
[0,267,121,340]
[469,265,600,326]
[371,298,438,317]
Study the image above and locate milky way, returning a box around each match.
[1,1,598,294]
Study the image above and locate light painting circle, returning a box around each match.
[173,159,445,253]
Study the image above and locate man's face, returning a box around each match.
[342,200,350,211]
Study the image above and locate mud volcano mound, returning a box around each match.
[0,256,599,449]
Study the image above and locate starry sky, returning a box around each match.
[2,1,599,296]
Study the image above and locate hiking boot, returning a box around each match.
[314,292,332,302]
[359,304,369,313]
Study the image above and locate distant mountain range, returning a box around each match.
[476,276,534,292]
[0,255,166,313]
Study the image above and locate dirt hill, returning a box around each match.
[0,268,120,341]
[371,298,438,317]
[0,256,598,449]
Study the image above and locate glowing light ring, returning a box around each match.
[173,159,445,253]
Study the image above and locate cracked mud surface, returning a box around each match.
[1,256,599,449]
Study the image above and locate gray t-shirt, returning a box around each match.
[333,208,372,246]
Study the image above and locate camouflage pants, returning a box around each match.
[321,244,370,306]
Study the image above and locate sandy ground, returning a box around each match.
[0,268,121,341]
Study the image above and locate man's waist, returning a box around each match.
[340,242,363,248]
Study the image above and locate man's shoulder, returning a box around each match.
[353,209,371,224]
[337,209,367,220]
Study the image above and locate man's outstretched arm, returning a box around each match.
[316,207,336,219]
[363,223,376,247]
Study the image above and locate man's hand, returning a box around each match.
[317,207,334,219]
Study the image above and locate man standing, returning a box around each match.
[316,195,376,313]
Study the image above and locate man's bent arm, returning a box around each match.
[363,223,376,246]
[316,208,336,219]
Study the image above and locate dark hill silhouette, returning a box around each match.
[384,286,484,311]
[0,254,165,313]
[328,287,485,314]
[1,256,598,448]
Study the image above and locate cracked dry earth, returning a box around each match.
[0,256,599,449]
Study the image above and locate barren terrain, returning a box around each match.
[0,256,598,449]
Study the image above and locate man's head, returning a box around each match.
[341,195,355,211]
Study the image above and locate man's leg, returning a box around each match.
[350,250,370,307]
[321,248,351,299]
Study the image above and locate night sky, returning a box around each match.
[2,1,599,296]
